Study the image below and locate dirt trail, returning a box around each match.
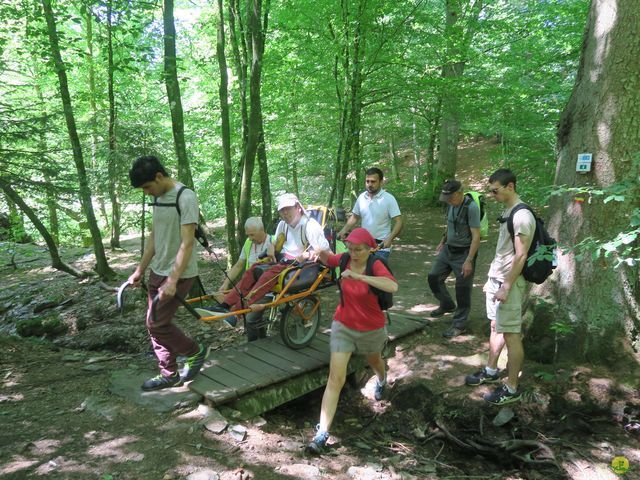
[1,140,638,479]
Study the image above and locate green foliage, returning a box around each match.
[1,0,589,249]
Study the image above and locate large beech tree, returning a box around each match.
[528,0,639,363]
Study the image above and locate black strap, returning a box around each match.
[499,203,535,251]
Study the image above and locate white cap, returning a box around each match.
[277,193,306,214]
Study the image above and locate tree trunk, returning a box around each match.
[163,0,194,188]
[429,0,483,202]
[228,0,249,206]
[41,0,114,279]
[216,0,238,265]
[107,0,121,248]
[237,0,267,248]
[527,0,640,364]
[84,7,110,230]
[256,0,272,229]
[0,179,82,277]
[389,136,400,182]
[412,116,421,189]
[34,83,59,245]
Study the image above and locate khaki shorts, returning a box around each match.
[330,320,387,354]
[485,276,526,333]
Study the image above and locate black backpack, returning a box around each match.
[338,253,393,310]
[149,185,212,253]
[503,204,557,284]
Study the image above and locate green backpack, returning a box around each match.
[464,191,489,238]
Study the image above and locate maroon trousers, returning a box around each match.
[223,262,291,310]
[146,271,198,377]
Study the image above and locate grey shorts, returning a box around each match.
[330,320,387,354]
[485,276,526,333]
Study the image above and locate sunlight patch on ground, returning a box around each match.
[0,458,38,476]
[34,456,94,476]
[0,393,23,402]
[562,457,619,480]
[87,435,144,461]
[408,303,437,313]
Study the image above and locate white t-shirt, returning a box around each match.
[275,216,329,260]
[488,200,535,281]
[352,189,401,241]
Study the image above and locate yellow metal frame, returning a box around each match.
[187,263,332,323]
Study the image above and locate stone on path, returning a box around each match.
[109,368,203,413]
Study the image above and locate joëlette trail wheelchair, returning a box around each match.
[116,206,346,349]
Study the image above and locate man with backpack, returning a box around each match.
[465,169,535,405]
[127,156,206,391]
[428,180,481,338]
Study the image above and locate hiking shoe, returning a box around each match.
[430,306,455,318]
[141,373,181,391]
[483,385,522,405]
[442,327,466,338]
[180,344,206,382]
[306,425,329,455]
[465,368,500,386]
[374,380,386,401]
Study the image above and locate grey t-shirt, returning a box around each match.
[446,197,481,248]
[150,184,199,279]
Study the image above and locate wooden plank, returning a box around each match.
[188,375,238,404]
[208,359,272,384]
[207,349,286,382]
[249,341,323,371]
[238,343,305,374]
[198,366,254,395]
[272,336,329,363]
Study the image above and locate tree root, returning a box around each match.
[434,418,558,467]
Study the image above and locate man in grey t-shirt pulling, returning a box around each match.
[127,156,206,391]
[428,180,480,338]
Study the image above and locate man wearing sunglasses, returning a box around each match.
[428,179,481,338]
[465,168,535,405]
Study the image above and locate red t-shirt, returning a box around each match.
[327,253,396,331]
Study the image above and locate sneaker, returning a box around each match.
[141,372,181,391]
[430,306,455,318]
[465,368,500,386]
[483,384,522,405]
[180,344,206,382]
[374,380,386,401]
[306,425,329,455]
[442,327,466,338]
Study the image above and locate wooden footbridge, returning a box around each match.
[189,312,427,417]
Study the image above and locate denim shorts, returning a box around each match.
[330,320,387,354]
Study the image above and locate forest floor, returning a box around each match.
[1,140,639,480]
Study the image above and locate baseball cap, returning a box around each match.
[345,227,377,248]
[277,193,306,213]
[439,179,462,201]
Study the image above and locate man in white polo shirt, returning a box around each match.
[337,167,403,259]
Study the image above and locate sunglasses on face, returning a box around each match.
[489,185,506,195]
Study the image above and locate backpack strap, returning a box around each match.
[149,185,189,215]
[337,252,350,307]
[505,203,534,248]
